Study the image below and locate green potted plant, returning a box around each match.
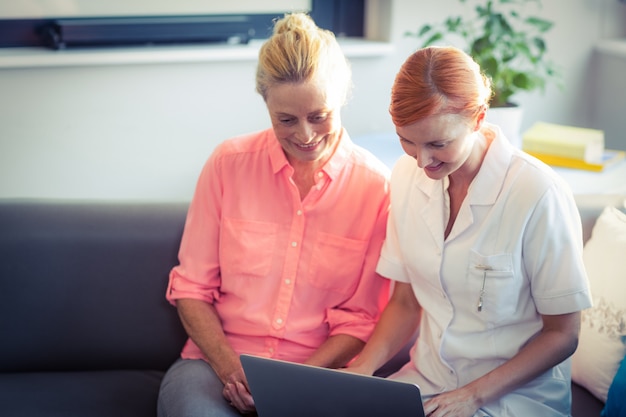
[409,0,560,107]
[406,0,561,144]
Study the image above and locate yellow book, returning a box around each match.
[522,122,604,162]
[527,149,625,172]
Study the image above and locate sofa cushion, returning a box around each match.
[0,201,189,372]
[572,205,626,403]
[0,370,162,417]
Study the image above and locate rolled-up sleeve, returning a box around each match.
[166,150,223,305]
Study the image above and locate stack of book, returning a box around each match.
[522,122,625,172]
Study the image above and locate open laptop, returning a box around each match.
[240,354,425,417]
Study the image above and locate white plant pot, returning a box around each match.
[486,105,524,148]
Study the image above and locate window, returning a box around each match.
[0,0,364,49]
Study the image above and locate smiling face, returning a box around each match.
[266,80,342,165]
[397,113,481,180]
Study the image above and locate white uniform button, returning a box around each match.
[291,241,297,247]
[276,318,283,325]
[317,172,323,178]
[296,210,303,216]
[285,279,292,285]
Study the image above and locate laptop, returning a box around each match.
[240,354,425,417]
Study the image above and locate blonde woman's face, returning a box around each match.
[266,80,342,165]
[396,113,478,180]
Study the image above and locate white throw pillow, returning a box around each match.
[571,206,626,402]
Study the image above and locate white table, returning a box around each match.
[553,162,626,196]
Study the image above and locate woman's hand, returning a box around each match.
[422,312,581,416]
[177,299,256,413]
[340,364,373,376]
[423,386,480,417]
[222,367,256,414]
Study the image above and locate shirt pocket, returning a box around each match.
[220,218,277,278]
[468,250,517,322]
[308,232,368,293]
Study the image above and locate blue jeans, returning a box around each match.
[158,358,251,417]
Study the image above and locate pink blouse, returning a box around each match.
[167,128,391,363]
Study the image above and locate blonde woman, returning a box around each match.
[157,13,390,417]
[346,46,592,416]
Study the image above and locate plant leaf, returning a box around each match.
[422,33,444,47]
[526,17,553,32]
[418,25,432,37]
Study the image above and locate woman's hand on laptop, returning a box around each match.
[222,368,256,414]
[423,386,480,417]
[340,364,373,376]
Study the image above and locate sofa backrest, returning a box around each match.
[1,195,622,374]
[0,200,189,373]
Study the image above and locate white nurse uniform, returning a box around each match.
[377,126,592,416]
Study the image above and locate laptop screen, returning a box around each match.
[241,354,425,417]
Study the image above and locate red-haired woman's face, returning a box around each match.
[396,114,479,180]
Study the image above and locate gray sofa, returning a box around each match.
[0,197,614,416]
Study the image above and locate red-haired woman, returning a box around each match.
[347,46,592,417]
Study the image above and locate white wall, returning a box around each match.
[588,41,626,151]
[0,0,624,201]
[0,59,265,201]
[0,0,310,17]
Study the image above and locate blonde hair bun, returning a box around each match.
[255,12,352,106]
